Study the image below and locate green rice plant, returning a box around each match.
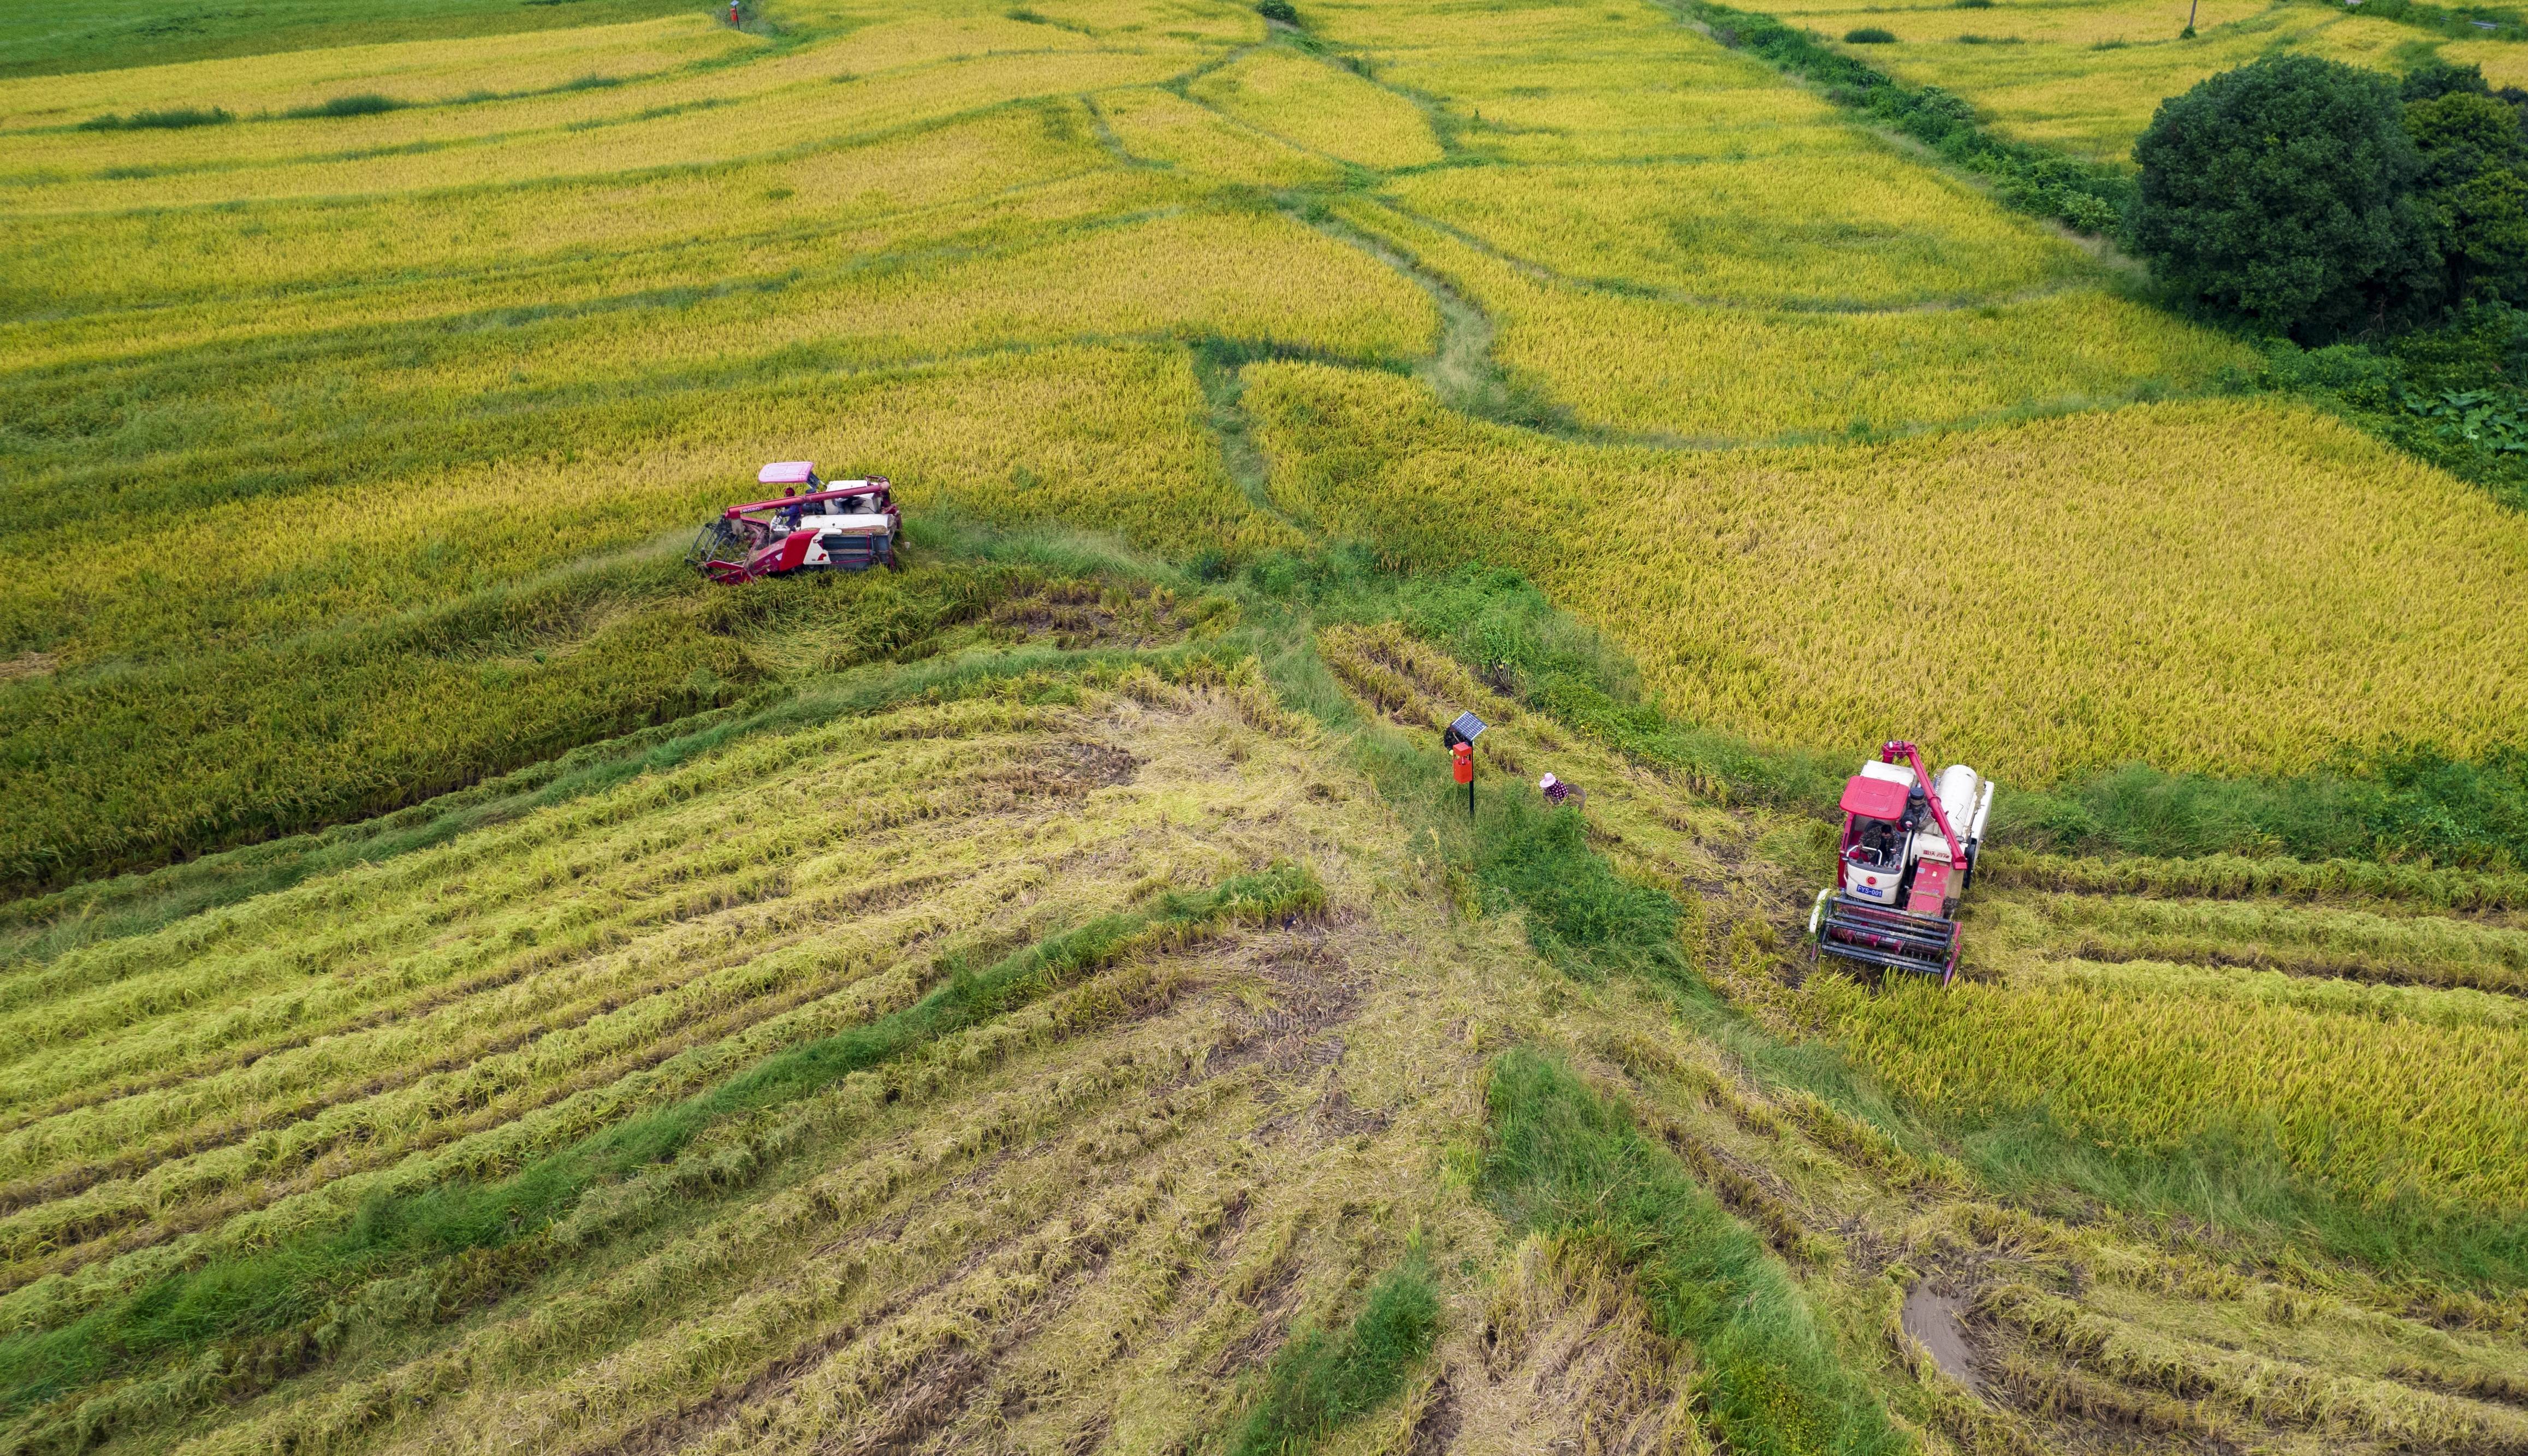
[1995,746,2528,870]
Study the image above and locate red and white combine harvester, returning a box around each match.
[685,461,900,583]
[1807,740,1996,985]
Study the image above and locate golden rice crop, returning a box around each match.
[0,47,1187,214]
[1247,364,2528,781]
[1008,0,1266,43]
[0,11,1137,177]
[1787,0,2269,48]
[2,346,1303,663]
[0,12,750,130]
[1094,85,1345,186]
[1809,960,2528,1208]
[2435,37,2528,89]
[1979,847,2528,910]
[0,716,1138,1276]
[0,686,1291,1258]
[1731,0,2483,164]
[1342,200,2247,437]
[321,207,1437,395]
[4,168,1180,371]
[1389,49,1849,165]
[1482,277,2250,436]
[0,664,1477,1456]
[1385,154,2097,306]
[1991,889,2528,995]
[4,103,1120,314]
[1185,45,1447,169]
[1305,0,1686,50]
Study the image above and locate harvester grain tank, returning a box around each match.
[1807,740,1996,984]
[685,461,900,583]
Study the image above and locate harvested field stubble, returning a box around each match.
[14,0,2528,1448]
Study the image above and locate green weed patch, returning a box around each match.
[1479,1049,1910,1456]
[1225,1254,1440,1455]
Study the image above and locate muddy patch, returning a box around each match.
[1903,1285,1982,1394]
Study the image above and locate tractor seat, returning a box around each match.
[1844,843,1902,871]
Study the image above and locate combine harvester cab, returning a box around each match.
[1808,740,1995,984]
[685,461,901,584]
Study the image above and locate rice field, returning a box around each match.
[1723,0,2516,164]
[1249,361,2528,782]
[11,0,2528,1447]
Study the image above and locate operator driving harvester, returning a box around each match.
[685,461,900,583]
[1807,740,1996,985]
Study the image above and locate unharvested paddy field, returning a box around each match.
[1724,0,2526,163]
[6,0,2528,1449]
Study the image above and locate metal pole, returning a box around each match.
[1467,780,1475,815]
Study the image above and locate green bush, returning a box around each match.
[1257,0,1300,21]
[2402,55,2491,102]
[2131,55,2435,340]
[75,106,232,129]
[283,92,406,118]
[2407,87,2528,306]
[1843,25,1896,41]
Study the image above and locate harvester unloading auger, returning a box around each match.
[1807,741,1996,985]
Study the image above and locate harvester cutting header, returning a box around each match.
[1808,740,1995,985]
[685,461,900,583]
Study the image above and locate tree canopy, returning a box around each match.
[2131,54,2434,341]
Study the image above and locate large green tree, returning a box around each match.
[2131,54,2435,341]
[2407,85,2528,305]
